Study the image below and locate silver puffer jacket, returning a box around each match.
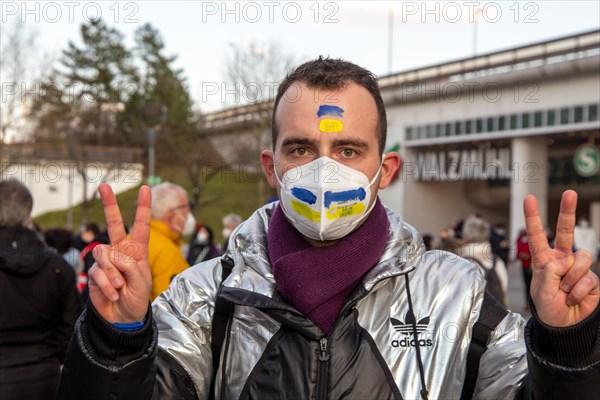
[153,203,528,399]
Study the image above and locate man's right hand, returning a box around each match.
[88,183,152,324]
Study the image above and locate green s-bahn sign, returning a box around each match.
[574,144,600,177]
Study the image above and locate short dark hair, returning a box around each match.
[45,228,74,255]
[82,223,100,235]
[272,57,387,154]
[0,178,33,227]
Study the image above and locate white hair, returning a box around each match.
[150,182,187,220]
[462,216,490,243]
[222,213,243,228]
[0,179,33,227]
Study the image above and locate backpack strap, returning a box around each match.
[209,256,235,400]
[460,289,509,400]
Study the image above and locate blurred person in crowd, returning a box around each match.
[454,212,481,241]
[221,212,243,253]
[545,226,557,249]
[574,216,598,263]
[25,217,45,242]
[0,179,81,400]
[44,228,82,273]
[76,223,108,302]
[460,216,508,304]
[59,58,599,400]
[187,223,221,266]
[438,225,462,253]
[146,182,195,301]
[490,222,510,267]
[73,222,101,251]
[421,233,433,251]
[516,228,533,308]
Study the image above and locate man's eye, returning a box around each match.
[342,149,356,157]
[292,148,307,156]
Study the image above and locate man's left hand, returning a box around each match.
[524,190,599,327]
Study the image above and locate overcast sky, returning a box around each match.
[3,1,599,112]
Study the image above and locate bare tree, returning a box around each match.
[0,21,35,144]
[226,41,297,105]
[225,41,299,205]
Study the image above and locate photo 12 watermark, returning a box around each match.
[1,1,140,24]
[200,1,340,24]
[1,81,140,104]
[395,81,539,104]
[397,1,540,24]
[201,81,280,104]
[1,162,143,185]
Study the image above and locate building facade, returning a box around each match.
[378,30,599,246]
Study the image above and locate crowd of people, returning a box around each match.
[0,179,243,399]
[427,213,599,310]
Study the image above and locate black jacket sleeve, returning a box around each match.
[54,258,82,364]
[57,303,158,400]
[524,302,600,399]
[57,302,199,400]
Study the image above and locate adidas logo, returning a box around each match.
[391,313,430,336]
[390,312,434,348]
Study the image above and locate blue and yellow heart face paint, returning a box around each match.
[317,105,344,133]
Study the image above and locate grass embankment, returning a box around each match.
[34,168,276,244]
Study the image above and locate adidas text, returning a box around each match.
[392,338,433,348]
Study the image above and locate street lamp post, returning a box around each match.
[146,128,157,183]
[472,7,483,56]
[140,104,167,185]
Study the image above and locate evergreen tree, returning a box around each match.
[134,23,222,204]
[59,17,141,146]
[135,23,193,126]
[30,18,141,223]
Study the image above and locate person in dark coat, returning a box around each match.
[0,179,82,400]
[186,224,221,266]
[44,228,82,273]
[490,222,510,267]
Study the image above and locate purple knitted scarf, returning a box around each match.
[267,199,389,334]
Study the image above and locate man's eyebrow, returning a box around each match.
[280,137,318,148]
[331,139,370,149]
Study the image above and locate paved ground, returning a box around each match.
[505,261,531,319]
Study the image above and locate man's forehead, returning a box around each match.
[279,82,371,108]
[274,82,379,149]
[276,83,377,125]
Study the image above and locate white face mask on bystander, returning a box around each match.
[181,213,196,236]
[197,229,210,243]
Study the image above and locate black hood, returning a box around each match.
[0,226,53,275]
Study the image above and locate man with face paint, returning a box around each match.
[59,58,600,400]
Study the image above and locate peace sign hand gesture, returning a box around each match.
[87,184,152,324]
[524,190,600,327]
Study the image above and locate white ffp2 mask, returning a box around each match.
[182,213,196,236]
[275,156,383,241]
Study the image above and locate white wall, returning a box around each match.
[384,173,508,241]
[1,161,144,217]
